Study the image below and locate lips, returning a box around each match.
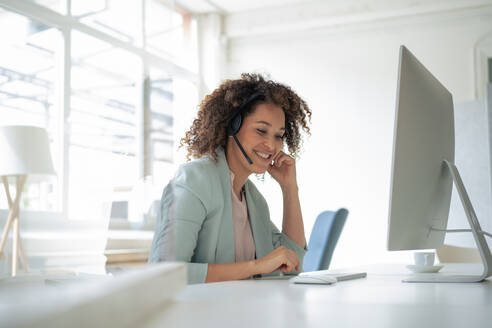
[253,150,272,163]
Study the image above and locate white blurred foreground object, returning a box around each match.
[2,262,186,328]
[0,126,55,276]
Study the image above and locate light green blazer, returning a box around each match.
[148,147,306,284]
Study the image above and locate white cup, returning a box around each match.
[414,252,435,266]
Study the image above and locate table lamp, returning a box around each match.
[0,126,56,276]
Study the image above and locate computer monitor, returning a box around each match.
[387,45,492,282]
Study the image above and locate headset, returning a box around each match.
[227,92,265,165]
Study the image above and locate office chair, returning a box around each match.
[303,208,348,272]
[436,244,481,263]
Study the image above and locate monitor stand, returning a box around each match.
[403,160,492,283]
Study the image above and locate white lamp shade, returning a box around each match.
[0,125,56,177]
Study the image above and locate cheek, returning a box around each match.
[237,127,253,140]
[240,131,261,147]
[276,139,284,151]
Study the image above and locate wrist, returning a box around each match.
[250,259,261,275]
[281,183,298,194]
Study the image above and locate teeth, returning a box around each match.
[255,151,270,159]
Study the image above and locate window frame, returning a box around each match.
[0,0,198,222]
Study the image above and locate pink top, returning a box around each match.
[229,171,256,263]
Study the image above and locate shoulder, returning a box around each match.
[175,156,220,185]
[173,155,223,207]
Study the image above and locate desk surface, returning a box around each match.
[142,263,492,328]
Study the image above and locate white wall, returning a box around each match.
[223,5,492,268]
[448,98,492,250]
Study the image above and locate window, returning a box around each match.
[69,31,140,220]
[72,0,142,45]
[146,0,198,72]
[149,67,174,174]
[0,9,61,211]
[0,1,198,225]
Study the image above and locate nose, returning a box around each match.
[262,136,276,152]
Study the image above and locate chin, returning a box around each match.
[250,164,268,174]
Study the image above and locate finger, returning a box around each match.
[285,260,296,272]
[278,261,291,273]
[287,250,300,271]
[288,258,299,273]
[275,154,289,167]
[274,154,284,167]
[280,254,295,273]
[279,253,295,272]
[275,153,294,168]
[294,256,300,270]
[271,153,283,168]
[279,260,293,273]
[272,151,284,164]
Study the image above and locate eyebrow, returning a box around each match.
[255,121,285,131]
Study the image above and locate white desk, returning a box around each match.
[141,263,492,328]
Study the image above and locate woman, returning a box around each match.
[149,73,312,284]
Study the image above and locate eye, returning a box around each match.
[276,134,284,140]
[256,129,266,134]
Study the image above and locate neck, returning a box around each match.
[225,141,250,199]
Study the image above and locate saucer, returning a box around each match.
[406,264,443,273]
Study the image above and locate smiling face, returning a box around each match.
[226,102,286,176]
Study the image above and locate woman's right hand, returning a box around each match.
[254,246,299,274]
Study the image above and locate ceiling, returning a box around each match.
[175,0,320,14]
[174,0,484,15]
[175,0,492,38]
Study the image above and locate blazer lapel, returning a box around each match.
[245,181,274,259]
[213,148,236,263]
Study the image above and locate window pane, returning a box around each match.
[69,31,139,219]
[72,0,142,45]
[149,67,174,186]
[147,74,198,224]
[146,1,198,72]
[0,9,61,211]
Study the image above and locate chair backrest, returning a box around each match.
[436,244,481,263]
[303,208,348,272]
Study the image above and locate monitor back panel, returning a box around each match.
[387,46,454,251]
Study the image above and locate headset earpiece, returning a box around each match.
[227,114,242,136]
[227,92,265,136]
[227,92,265,165]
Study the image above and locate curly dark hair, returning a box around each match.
[180,73,312,161]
